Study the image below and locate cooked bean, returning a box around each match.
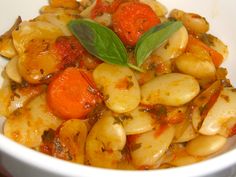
[85,111,126,168]
[0,16,21,59]
[175,53,216,79]
[174,117,198,143]
[191,81,222,132]
[122,106,156,135]
[12,21,63,83]
[0,37,17,59]
[170,154,199,166]
[141,73,200,106]
[52,119,87,164]
[18,39,60,84]
[201,34,228,59]
[139,0,167,17]
[170,9,209,34]
[94,13,112,26]
[186,135,226,156]
[0,72,12,116]
[4,93,62,147]
[93,63,140,113]
[130,125,175,168]
[36,14,72,36]
[5,57,22,83]
[153,26,188,61]
[8,85,45,113]
[12,21,62,54]
[199,88,236,136]
[80,0,96,18]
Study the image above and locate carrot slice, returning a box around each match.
[187,35,224,67]
[112,2,160,47]
[47,67,98,119]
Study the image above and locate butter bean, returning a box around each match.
[93,63,140,113]
[122,106,155,135]
[186,135,226,156]
[130,125,175,168]
[141,73,200,106]
[5,57,22,83]
[154,26,188,61]
[170,9,209,35]
[4,93,62,147]
[175,53,216,79]
[86,111,126,168]
[199,88,236,136]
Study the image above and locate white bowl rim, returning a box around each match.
[0,133,236,177]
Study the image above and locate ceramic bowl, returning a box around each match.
[0,0,236,177]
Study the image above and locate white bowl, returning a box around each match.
[0,0,236,177]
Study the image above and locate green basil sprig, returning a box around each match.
[68,19,182,72]
[135,21,183,67]
[68,19,142,71]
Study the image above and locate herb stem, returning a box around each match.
[128,63,145,72]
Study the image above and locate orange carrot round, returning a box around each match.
[47,67,98,119]
[112,2,160,47]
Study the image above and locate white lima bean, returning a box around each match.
[169,152,199,167]
[153,26,188,61]
[139,0,167,17]
[191,81,222,132]
[199,88,236,136]
[170,9,209,35]
[186,135,227,156]
[40,4,80,15]
[12,21,63,84]
[0,72,12,116]
[5,57,22,83]
[0,36,17,59]
[17,43,60,84]
[94,13,112,27]
[141,73,200,106]
[85,111,126,168]
[174,117,198,143]
[4,93,62,147]
[201,34,228,59]
[36,14,72,36]
[8,85,45,114]
[93,63,140,113]
[130,125,175,168]
[39,6,81,31]
[53,119,88,164]
[12,21,62,54]
[0,17,21,59]
[175,53,216,80]
[122,106,156,135]
[79,0,96,18]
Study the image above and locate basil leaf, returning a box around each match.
[68,19,128,66]
[135,21,183,67]
[135,21,175,52]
